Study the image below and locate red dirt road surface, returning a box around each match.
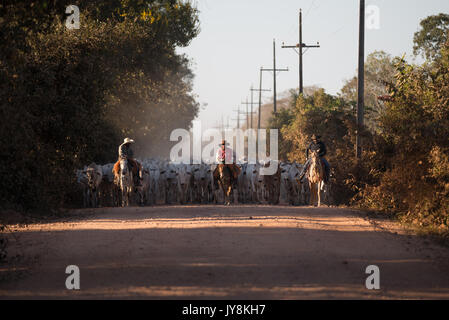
[1,205,449,299]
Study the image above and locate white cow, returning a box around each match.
[195,164,212,203]
[163,163,180,204]
[76,168,89,207]
[176,163,193,204]
[280,162,291,204]
[286,162,302,205]
[146,159,162,205]
[136,167,151,206]
[237,163,251,203]
[246,163,262,203]
[86,163,103,207]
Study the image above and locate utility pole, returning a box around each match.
[282,9,320,95]
[221,115,224,136]
[257,67,271,134]
[249,86,269,130]
[245,100,249,129]
[232,105,245,129]
[356,0,365,160]
[261,39,288,114]
[241,96,257,129]
[258,67,263,133]
[232,112,240,129]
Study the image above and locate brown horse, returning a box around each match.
[307,150,325,207]
[217,164,234,205]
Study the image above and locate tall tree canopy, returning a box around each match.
[339,51,396,133]
[0,0,200,210]
[413,13,449,61]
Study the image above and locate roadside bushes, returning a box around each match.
[355,43,449,234]
[0,1,200,211]
[273,89,374,205]
[269,41,449,235]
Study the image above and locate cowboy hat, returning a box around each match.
[123,138,135,144]
[219,139,230,146]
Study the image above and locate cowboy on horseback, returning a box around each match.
[213,140,240,189]
[299,134,330,183]
[113,138,142,187]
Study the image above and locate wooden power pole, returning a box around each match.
[241,93,257,129]
[356,0,365,159]
[282,9,320,95]
[261,40,288,114]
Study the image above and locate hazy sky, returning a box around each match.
[177,0,449,130]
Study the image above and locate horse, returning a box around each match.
[307,150,325,207]
[217,164,234,206]
[119,158,134,207]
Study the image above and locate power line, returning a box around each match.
[304,0,318,20]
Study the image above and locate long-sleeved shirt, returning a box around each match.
[306,141,327,158]
[216,147,234,164]
[119,143,134,160]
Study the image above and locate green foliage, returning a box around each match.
[339,51,396,133]
[269,89,373,204]
[413,13,449,61]
[267,107,294,161]
[0,0,200,211]
[359,42,449,234]
[268,21,449,232]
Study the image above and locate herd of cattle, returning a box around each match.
[75,159,333,207]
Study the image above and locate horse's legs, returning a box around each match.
[227,186,232,205]
[309,182,313,206]
[93,190,97,208]
[313,184,317,206]
[121,184,128,207]
[83,188,87,208]
[317,182,321,207]
[310,182,318,207]
[224,186,229,205]
[230,188,233,205]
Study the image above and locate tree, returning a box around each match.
[413,13,449,61]
[0,0,200,210]
[360,42,449,227]
[339,51,396,133]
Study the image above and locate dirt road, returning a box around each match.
[1,206,449,299]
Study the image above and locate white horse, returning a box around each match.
[119,159,134,207]
[307,151,325,207]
